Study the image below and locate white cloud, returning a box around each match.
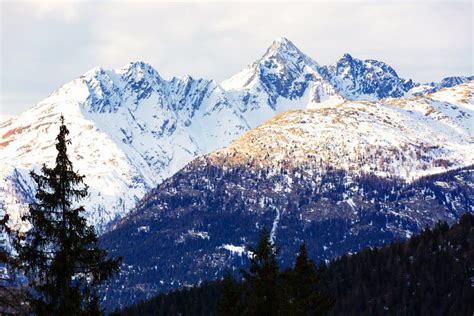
[0,1,472,118]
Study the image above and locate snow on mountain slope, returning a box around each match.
[1,37,472,233]
[0,62,249,232]
[222,37,344,127]
[318,53,415,100]
[211,81,474,180]
[221,37,424,128]
[407,75,474,96]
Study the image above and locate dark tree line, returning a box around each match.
[117,229,333,316]
[0,116,120,315]
[320,212,474,315]
[116,213,474,315]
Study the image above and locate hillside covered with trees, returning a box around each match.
[116,212,474,315]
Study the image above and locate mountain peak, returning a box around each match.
[221,37,318,95]
[263,37,307,60]
[273,36,291,44]
[341,53,354,61]
[269,36,295,50]
[317,53,415,99]
[80,61,161,84]
[81,65,106,79]
[119,61,161,78]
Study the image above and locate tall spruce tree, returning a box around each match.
[16,115,120,315]
[241,229,281,315]
[288,243,334,315]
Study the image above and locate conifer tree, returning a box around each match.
[288,243,334,315]
[241,228,281,315]
[16,115,120,315]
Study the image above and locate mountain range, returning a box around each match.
[99,81,473,308]
[1,37,471,233]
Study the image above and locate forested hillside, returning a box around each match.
[115,212,474,315]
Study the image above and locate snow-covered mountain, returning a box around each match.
[318,53,415,100]
[221,37,342,115]
[1,37,471,232]
[212,81,474,180]
[221,37,419,126]
[0,62,249,232]
[99,82,474,309]
[408,75,474,96]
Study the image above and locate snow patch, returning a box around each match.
[222,244,246,256]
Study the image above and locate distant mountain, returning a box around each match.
[318,53,415,100]
[99,82,474,309]
[408,75,474,96]
[221,37,343,115]
[5,37,465,232]
[221,38,419,123]
[436,75,474,89]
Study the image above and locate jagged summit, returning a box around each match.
[262,36,316,65]
[80,61,159,78]
[221,37,318,92]
[430,75,474,92]
[407,75,474,96]
[334,53,399,76]
[341,52,353,60]
[336,53,358,67]
[439,75,474,87]
[273,36,292,44]
[221,37,335,111]
[266,36,294,52]
[119,60,156,72]
[121,61,163,81]
[261,37,319,71]
[222,37,420,110]
[318,53,415,100]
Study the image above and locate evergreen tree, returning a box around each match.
[288,243,334,315]
[241,228,281,315]
[16,115,120,315]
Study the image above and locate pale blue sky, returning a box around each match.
[1,1,472,120]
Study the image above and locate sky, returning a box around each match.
[0,1,472,120]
